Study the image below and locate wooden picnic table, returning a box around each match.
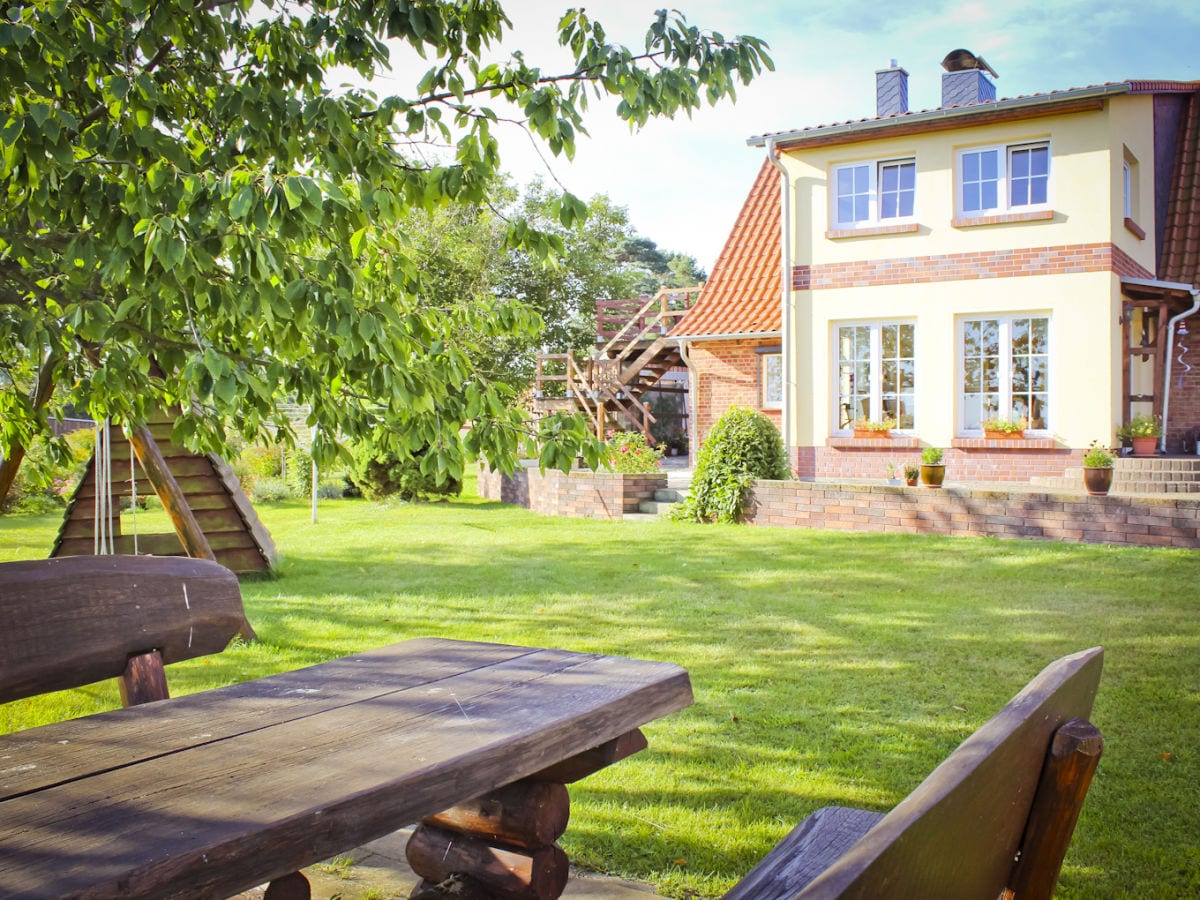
[0,637,693,899]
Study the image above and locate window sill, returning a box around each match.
[951,210,1054,228]
[825,223,920,240]
[829,435,920,449]
[1124,217,1146,240]
[952,437,1058,450]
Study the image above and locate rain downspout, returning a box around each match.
[764,137,793,469]
[677,337,698,462]
[1161,287,1200,452]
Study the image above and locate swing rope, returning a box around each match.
[93,420,115,555]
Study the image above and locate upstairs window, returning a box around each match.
[958,142,1049,216]
[832,158,915,227]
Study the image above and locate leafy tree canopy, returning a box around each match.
[0,1,770,485]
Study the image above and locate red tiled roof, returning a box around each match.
[1160,89,1200,288]
[673,160,780,338]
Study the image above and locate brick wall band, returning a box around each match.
[792,242,1155,290]
[743,480,1200,548]
[811,446,1077,481]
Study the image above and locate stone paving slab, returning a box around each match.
[236,827,665,899]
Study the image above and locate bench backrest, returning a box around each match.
[0,555,246,705]
[801,646,1104,898]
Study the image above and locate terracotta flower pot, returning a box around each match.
[1130,436,1158,456]
[1083,466,1113,496]
[984,429,1024,440]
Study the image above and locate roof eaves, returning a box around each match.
[747,83,1135,149]
[673,330,783,342]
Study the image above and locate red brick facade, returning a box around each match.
[1169,350,1200,451]
[688,339,781,441]
[477,465,665,519]
[792,242,1154,290]
[743,480,1200,548]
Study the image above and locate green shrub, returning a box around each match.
[672,406,787,523]
[349,440,462,502]
[602,432,663,474]
[233,443,282,491]
[285,446,313,496]
[249,476,295,503]
[317,477,350,499]
[921,446,944,465]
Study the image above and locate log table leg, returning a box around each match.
[406,730,648,900]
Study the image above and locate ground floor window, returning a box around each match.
[835,322,915,429]
[761,352,782,409]
[959,315,1049,430]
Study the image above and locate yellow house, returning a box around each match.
[679,55,1200,482]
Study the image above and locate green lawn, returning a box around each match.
[2,476,1197,898]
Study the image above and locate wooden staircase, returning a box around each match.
[534,287,700,439]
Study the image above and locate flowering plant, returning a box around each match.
[602,431,663,474]
[981,416,1027,433]
[1082,441,1113,468]
[1118,415,1162,438]
[853,417,897,432]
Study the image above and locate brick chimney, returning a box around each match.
[876,60,909,117]
[940,49,998,107]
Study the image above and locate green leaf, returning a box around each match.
[230,184,255,219]
[349,225,367,257]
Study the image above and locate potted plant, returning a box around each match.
[919,447,945,487]
[1118,415,1161,456]
[885,462,901,485]
[1082,441,1114,496]
[981,416,1027,439]
[853,417,897,438]
[903,464,920,487]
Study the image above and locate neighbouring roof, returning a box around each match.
[672,159,781,339]
[748,80,1200,150]
[1160,89,1200,288]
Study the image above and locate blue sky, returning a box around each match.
[371,1,1200,273]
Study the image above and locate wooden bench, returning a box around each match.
[0,554,694,899]
[725,647,1104,899]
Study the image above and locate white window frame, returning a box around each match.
[833,321,916,432]
[761,352,782,409]
[1123,160,1132,219]
[956,141,1050,217]
[958,314,1052,435]
[831,157,916,228]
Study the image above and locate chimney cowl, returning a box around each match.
[940,49,997,107]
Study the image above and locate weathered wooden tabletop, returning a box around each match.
[0,637,693,898]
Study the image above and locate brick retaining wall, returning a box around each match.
[743,480,1200,548]
[477,464,666,519]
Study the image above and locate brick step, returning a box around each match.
[654,488,686,502]
[1112,457,1200,474]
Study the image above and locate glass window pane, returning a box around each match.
[882,325,897,357]
[898,189,914,217]
[900,324,914,357]
[837,168,854,193]
[982,150,998,179]
[1030,178,1047,205]
[854,327,870,357]
[982,180,998,209]
[981,320,999,354]
[1031,146,1048,175]
[881,165,897,192]
[881,194,897,218]
[854,195,869,220]
[983,357,999,391]
[855,165,869,191]
[899,359,914,391]
[899,163,915,190]
[964,153,979,181]
[1031,356,1047,390]
[1012,150,1029,178]
[1012,180,1029,206]
[964,360,980,392]
[838,197,853,222]
[1012,319,1029,355]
